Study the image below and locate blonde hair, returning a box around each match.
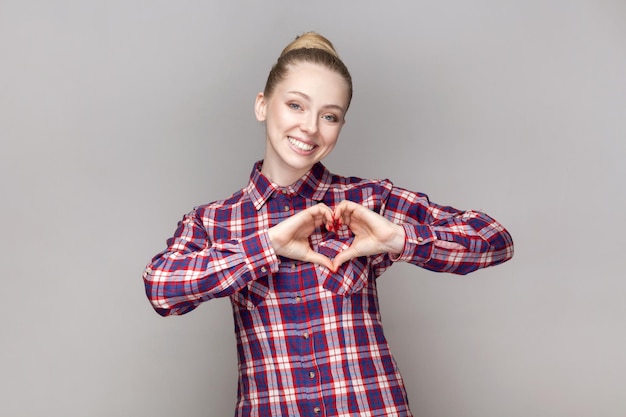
[263,32,353,108]
[280,32,340,57]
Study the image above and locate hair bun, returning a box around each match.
[280,32,339,58]
[264,31,352,108]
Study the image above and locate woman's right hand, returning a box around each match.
[268,203,335,271]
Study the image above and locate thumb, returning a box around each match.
[306,252,335,272]
[331,246,359,272]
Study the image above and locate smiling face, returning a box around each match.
[255,62,350,186]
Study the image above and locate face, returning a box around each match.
[255,62,350,185]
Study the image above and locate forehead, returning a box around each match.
[277,62,350,107]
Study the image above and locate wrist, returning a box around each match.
[387,223,406,255]
[267,226,283,254]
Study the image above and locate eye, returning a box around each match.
[288,102,302,111]
[322,114,338,123]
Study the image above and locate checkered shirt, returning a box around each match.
[143,161,514,416]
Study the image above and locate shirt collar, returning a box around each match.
[246,161,333,210]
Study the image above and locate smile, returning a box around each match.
[288,137,315,152]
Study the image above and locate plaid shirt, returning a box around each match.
[143,161,513,417]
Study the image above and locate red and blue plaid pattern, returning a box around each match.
[143,161,513,416]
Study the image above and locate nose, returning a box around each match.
[300,112,318,135]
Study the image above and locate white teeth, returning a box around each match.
[289,137,314,151]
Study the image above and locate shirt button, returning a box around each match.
[295,295,302,303]
[261,266,267,273]
[313,406,321,414]
[283,205,290,212]
[309,371,315,379]
[417,236,424,242]
[291,264,297,271]
[303,332,309,339]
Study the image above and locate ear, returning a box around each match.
[254,92,267,122]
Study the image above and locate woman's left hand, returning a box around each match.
[331,200,405,271]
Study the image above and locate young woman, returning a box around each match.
[143,32,514,417]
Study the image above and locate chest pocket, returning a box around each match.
[317,237,371,296]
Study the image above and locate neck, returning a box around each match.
[260,154,312,187]
[261,164,306,187]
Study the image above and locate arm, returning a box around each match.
[385,186,514,275]
[142,209,279,316]
[143,204,337,316]
[331,184,513,275]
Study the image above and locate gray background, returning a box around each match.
[1,0,625,416]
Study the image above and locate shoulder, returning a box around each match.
[192,186,250,220]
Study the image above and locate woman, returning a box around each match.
[143,32,514,417]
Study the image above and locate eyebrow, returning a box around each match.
[287,90,346,113]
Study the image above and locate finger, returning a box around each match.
[306,252,335,272]
[334,200,360,226]
[311,202,333,217]
[331,246,360,271]
[290,207,328,235]
[332,200,351,219]
[304,203,334,231]
[314,202,333,212]
[308,203,334,226]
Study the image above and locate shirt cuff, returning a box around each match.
[391,223,436,263]
[240,229,280,279]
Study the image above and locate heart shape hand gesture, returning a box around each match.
[268,201,406,272]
